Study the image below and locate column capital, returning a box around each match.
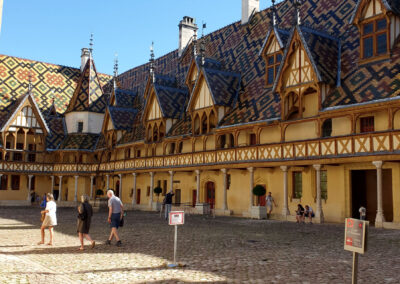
[132,172,137,177]
[220,168,227,174]
[118,174,122,178]
[0,174,3,177]
[313,164,322,171]
[74,175,79,179]
[149,172,154,177]
[106,174,110,177]
[195,170,201,175]
[90,175,95,180]
[280,166,288,172]
[247,167,254,173]
[58,176,63,179]
[372,161,383,169]
[168,170,174,176]
[28,175,34,179]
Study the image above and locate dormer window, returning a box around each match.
[361,18,388,59]
[77,121,83,133]
[266,52,282,85]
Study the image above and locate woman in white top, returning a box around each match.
[38,193,57,245]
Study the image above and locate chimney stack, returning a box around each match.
[242,0,260,25]
[80,48,90,72]
[178,16,198,57]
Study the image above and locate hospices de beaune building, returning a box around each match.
[1,0,400,228]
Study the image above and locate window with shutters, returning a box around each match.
[11,175,20,190]
[292,172,302,199]
[360,116,374,133]
[361,18,388,59]
[266,52,282,86]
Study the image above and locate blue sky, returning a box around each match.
[0,0,271,75]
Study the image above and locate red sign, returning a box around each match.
[169,211,185,225]
[344,218,368,254]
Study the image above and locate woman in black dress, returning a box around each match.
[77,195,95,250]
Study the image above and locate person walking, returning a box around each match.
[38,193,57,245]
[163,190,174,221]
[265,192,277,218]
[77,195,95,251]
[106,190,123,247]
[359,206,366,220]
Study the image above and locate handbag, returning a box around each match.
[119,217,124,227]
[40,212,45,222]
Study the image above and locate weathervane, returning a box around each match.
[292,0,302,26]
[89,33,94,54]
[200,22,207,66]
[271,0,277,26]
[149,42,155,83]
[114,53,119,78]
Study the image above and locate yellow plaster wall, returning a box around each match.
[0,174,28,200]
[205,135,215,151]
[332,117,351,136]
[182,140,192,153]
[260,126,281,144]
[285,121,317,141]
[302,92,319,118]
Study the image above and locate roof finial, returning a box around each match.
[200,22,206,66]
[271,0,277,26]
[89,33,94,54]
[193,29,198,57]
[149,41,155,83]
[114,53,119,78]
[293,0,302,26]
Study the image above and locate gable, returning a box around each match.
[362,0,384,19]
[267,35,281,54]
[283,43,314,88]
[106,116,114,131]
[194,77,214,110]
[146,91,163,121]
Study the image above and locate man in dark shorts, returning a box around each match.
[106,190,123,246]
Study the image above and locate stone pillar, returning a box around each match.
[313,164,324,223]
[195,170,200,204]
[106,174,110,191]
[74,175,79,202]
[132,173,137,205]
[90,176,94,199]
[221,169,228,211]
[280,166,290,217]
[58,176,63,201]
[118,174,123,202]
[50,176,55,195]
[373,161,385,227]
[168,171,174,193]
[149,172,154,208]
[247,167,254,209]
[27,175,33,202]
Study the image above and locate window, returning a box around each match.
[125,148,131,159]
[13,153,22,161]
[360,116,374,133]
[16,143,24,150]
[322,119,332,138]
[361,18,388,59]
[0,175,7,190]
[249,133,257,146]
[174,189,181,205]
[147,186,150,197]
[28,153,36,162]
[320,170,328,200]
[227,174,231,190]
[11,175,20,190]
[162,180,167,196]
[177,142,183,154]
[77,122,84,133]
[292,172,302,199]
[28,144,36,151]
[136,150,141,158]
[266,52,282,85]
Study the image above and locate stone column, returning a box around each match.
[118,174,123,201]
[280,166,290,217]
[90,176,94,199]
[168,171,174,193]
[132,173,137,205]
[50,176,55,195]
[74,175,79,202]
[58,176,63,201]
[313,164,324,223]
[247,167,254,209]
[0,174,2,190]
[106,174,110,191]
[27,175,33,202]
[373,161,385,226]
[195,170,200,205]
[149,172,154,208]
[221,169,228,211]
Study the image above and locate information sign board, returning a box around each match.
[169,211,185,226]
[344,218,368,254]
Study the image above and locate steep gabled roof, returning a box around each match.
[65,57,106,113]
[350,0,400,24]
[108,106,138,131]
[259,26,290,56]
[203,68,241,106]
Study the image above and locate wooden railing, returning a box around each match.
[1,131,400,174]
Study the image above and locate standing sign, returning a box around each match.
[344,218,369,284]
[168,211,185,268]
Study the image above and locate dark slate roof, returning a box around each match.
[108,106,138,131]
[195,57,223,70]
[59,134,100,151]
[350,0,400,24]
[114,88,137,108]
[119,111,145,144]
[167,113,192,137]
[154,84,188,119]
[45,116,66,150]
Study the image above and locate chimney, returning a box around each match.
[80,48,90,72]
[242,0,260,25]
[178,16,198,57]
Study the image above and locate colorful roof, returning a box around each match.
[114,88,137,108]
[108,106,138,131]
[154,84,188,119]
[59,133,100,151]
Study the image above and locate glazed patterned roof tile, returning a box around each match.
[195,57,223,70]
[59,133,100,151]
[167,112,192,137]
[108,106,138,131]
[154,84,188,119]
[203,68,241,107]
[45,116,66,150]
[118,110,145,145]
[0,55,111,128]
[66,58,107,113]
[114,88,137,108]
[350,0,400,24]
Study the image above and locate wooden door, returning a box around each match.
[192,190,197,207]
[137,188,141,204]
[258,184,266,206]
[115,180,120,197]
[206,182,215,209]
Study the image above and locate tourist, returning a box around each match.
[265,192,277,217]
[77,195,95,250]
[295,204,305,223]
[359,206,366,220]
[40,193,47,208]
[304,205,315,224]
[38,193,57,245]
[163,190,174,221]
[106,190,123,246]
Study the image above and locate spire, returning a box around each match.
[193,28,198,57]
[200,22,207,66]
[292,0,302,26]
[89,33,94,55]
[271,0,277,26]
[113,53,118,92]
[149,42,155,83]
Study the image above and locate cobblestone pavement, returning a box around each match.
[0,207,399,283]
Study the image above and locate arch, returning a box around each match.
[194,114,200,135]
[147,125,153,142]
[209,110,217,131]
[321,118,333,137]
[201,112,208,134]
[284,91,300,120]
[159,122,165,139]
[153,124,159,142]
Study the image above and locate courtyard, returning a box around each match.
[0,207,399,284]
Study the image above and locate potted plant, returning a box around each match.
[251,185,267,219]
[153,186,163,211]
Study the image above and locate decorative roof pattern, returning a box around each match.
[154,84,188,119]
[66,58,106,113]
[108,106,138,131]
[114,88,137,108]
[59,133,100,151]
[45,116,66,150]
[259,27,290,56]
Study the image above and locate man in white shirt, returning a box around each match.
[265,192,277,218]
[106,190,123,247]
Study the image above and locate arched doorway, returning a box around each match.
[205,182,215,209]
[115,180,120,197]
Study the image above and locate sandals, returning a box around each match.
[91,241,96,249]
